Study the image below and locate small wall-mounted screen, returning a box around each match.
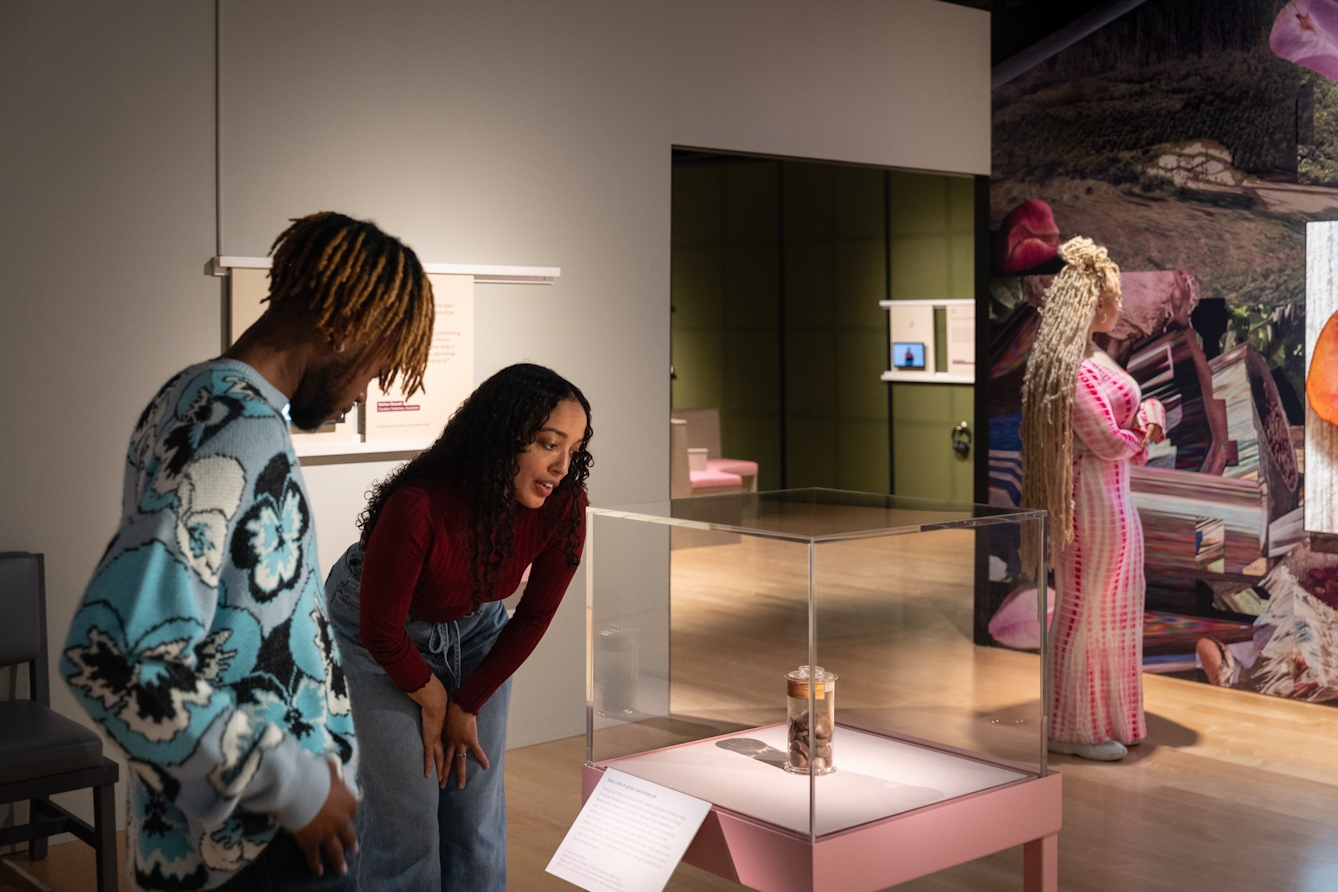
[893,342,926,370]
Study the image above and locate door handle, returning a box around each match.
[952,421,972,459]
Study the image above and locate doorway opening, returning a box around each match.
[670,148,977,500]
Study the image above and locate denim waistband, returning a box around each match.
[326,541,506,687]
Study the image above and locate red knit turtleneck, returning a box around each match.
[357,480,586,714]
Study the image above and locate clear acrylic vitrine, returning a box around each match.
[581,489,1061,892]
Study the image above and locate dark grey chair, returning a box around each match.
[0,552,119,891]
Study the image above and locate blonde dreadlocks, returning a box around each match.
[267,212,434,398]
[1020,236,1122,570]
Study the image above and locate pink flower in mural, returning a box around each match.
[1271,0,1338,82]
[994,199,1060,274]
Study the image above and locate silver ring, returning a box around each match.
[456,753,467,759]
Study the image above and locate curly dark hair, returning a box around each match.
[358,363,593,609]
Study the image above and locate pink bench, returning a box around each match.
[707,458,759,479]
[671,409,760,497]
[689,467,744,489]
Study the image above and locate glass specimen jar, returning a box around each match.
[785,665,837,775]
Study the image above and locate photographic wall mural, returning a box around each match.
[984,0,1338,703]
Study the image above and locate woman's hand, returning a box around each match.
[408,674,449,786]
[1141,423,1163,447]
[443,699,490,790]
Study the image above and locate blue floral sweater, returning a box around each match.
[62,360,357,890]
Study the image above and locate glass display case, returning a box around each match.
[581,489,1060,892]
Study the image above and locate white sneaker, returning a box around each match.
[1048,739,1128,761]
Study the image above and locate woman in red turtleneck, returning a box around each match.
[324,363,592,892]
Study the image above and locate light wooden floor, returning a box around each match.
[11,534,1338,891]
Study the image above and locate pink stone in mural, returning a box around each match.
[994,199,1060,274]
[1271,0,1338,82]
[988,584,1056,650]
[1021,270,1199,343]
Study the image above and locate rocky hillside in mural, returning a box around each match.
[992,0,1338,401]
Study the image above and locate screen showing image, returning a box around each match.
[893,342,926,370]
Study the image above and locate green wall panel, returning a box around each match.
[785,417,839,488]
[950,233,976,300]
[889,171,949,235]
[673,159,782,495]
[722,329,780,413]
[835,241,887,329]
[672,155,975,502]
[891,383,975,502]
[837,330,890,418]
[948,176,976,232]
[723,161,778,243]
[671,329,724,411]
[886,171,976,501]
[671,246,724,327]
[838,419,891,493]
[891,236,949,299]
[673,165,724,245]
[723,245,778,326]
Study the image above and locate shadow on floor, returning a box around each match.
[1046,711,1199,766]
[1123,710,1199,761]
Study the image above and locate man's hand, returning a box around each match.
[291,760,358,877]
[409,674,450,787]
[443,699,490,790]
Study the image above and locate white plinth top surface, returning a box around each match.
[605,725,1027,836]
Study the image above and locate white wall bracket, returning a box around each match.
[880,298,976,384]
[211,256,559,285]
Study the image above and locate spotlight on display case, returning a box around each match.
[582,489,1060,892]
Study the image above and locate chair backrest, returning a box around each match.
[670,418,692,499]
[0,552,49,706]
[670,408,722,459]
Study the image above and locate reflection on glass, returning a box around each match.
[595,624,639,718]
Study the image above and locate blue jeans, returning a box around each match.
[214,831,357,891]
[326,543,512,892]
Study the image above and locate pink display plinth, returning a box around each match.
[582,727,1061,892]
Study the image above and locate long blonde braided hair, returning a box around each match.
[1020,236,1122,570]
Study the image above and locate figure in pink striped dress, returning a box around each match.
[1051,355,1165,755]
[1020,237,1165,762]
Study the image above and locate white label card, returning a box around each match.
[546,768,712,892]
[946,304,976,377]
[364,273,474,442]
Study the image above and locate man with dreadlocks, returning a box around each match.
[323,363,592,891]
[61,212,434,890]
[1021,236,1165,763]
